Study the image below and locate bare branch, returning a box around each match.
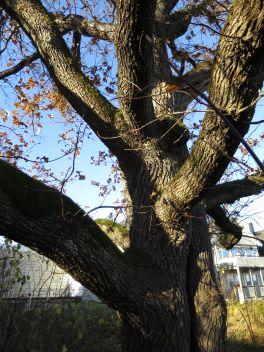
[0,13,116,80]
[54,13,116,42]
[157,10,191,41]
[205,174,264,209]
[0,53,39,80]
[156,0,180,15]
[208,206,242,249]
[167,60,212,109]
[246,119,264,125]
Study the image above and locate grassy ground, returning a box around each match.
[227,301,264,352]
[1,299,264,351]
[0,300,121,352]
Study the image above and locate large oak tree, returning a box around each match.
[0,0,264,351]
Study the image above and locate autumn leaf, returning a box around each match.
[5,150,13,158]
[164,82,180,92]
[13,117,21,126]
[15,85,22,92]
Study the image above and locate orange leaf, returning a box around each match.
[15,85,22,92]
[164,83,180,92]
[13,117,21,126]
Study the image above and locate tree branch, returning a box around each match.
[53,13,116,42]
[156,0,180,15]
[208,206,242,249]
[71,30,81,63]
[157,10,191,41]
[1,0,131,165]
[205,174,264,209]
[156,0,264,222]
[0,53,39,80]
[0,14,115,80]
[167,60,212,110]
[157,0,214,41]
[0,159,140,309]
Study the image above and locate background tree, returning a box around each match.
[0,0,264,351]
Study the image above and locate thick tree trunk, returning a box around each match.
[120,306,191,352]
[120,168,226,352]
[1,1,264,352]
[117,219,226,352]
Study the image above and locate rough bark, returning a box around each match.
[1,0,264,351]
[187,205,227,352]
[205,174,264,209]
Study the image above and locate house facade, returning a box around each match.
[213,224,264,303]
[0,247,73,299]
[0,243,99,304]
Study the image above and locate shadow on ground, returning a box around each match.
[227,339,264,352]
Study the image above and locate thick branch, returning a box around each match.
[116,0,156,125]
[208,206,242,249]
[168,60,212,110]
[0,159,140,309]
[205,173,264,209]
[157,1,264,222]
[156,0,180,15]
[2,0,130,164]
[0,53,39,80]
[53,14,116,42]
[158,0,213,40]
[157,10,191,41]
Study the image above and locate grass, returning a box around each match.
[1,299,264,351]
[227,301,264,352]
[0,301,121,352]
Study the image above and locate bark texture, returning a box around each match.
[0,0,264,351]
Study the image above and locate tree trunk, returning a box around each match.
[117,216,226,352]
[187,205,227,352]
[120,307,190,352]
[1,1,264,352]
[119,167,226,352]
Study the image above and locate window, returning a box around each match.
[242,273,252,286]
[231,248,238,257]
[245,247,257,257]
[221,250,229,258]
[231,247,245,256]
[237,248,245,256]
[261,270,264,285]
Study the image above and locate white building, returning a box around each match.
[213,224,264,303]
[0,246,73,299]
[0,244,100,304]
